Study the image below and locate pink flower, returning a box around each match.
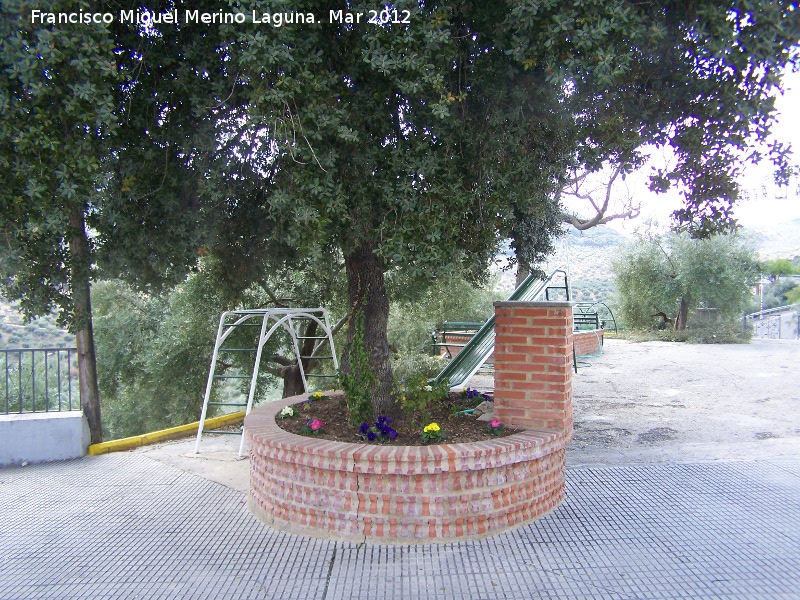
[310,419,324,431]
[490,419,501,428]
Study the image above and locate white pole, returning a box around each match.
[195,312,228,453]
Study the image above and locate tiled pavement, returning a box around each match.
[1,454,799,599]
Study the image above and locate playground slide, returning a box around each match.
[431,269,569,388]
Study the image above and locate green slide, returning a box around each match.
[431,269,569,388]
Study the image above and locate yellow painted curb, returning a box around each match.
[87,411,246,456]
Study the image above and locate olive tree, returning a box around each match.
[612,232,759,330]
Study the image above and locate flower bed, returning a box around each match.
[272,389,520,446]
[245,391,569,544]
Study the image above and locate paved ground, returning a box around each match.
[2,453,798,599]
[1,338,799,599]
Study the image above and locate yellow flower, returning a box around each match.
[423,423,440,433]
[312,391,323,398]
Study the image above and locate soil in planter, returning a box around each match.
[275,392,522,446]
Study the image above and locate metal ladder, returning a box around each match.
[194,308,339,457]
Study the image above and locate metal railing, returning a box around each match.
[1,348,80,414]
[746,304,797,319]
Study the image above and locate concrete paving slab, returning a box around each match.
[3,338,799,599]
[569,338,800,466]
[1,453,798,599]
[136,434,250,493]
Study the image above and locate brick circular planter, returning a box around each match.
[245,392,569,543]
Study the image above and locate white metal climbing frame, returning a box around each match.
[194,308,339,457]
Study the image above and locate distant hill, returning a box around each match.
[0,301,74,349]
[542,225,627,302]
[746,218,800,261]
[498,219,800,305]
[496,224,626,302]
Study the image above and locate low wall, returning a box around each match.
[246,300,574,543]
[245,395,568,543]
[574,329,603,357]
[0,411,89,466]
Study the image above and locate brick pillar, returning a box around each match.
[493,301,573,434]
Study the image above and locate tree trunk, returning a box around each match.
[515,263,531,288]
[281,366,306,398]
[675,297,689,331]
[341,241,395,418]
[69,209,102,444]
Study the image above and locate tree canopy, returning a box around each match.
[612,231,759,332]
[3,1,799,421]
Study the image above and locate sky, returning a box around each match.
[562,70,800,235]
[733,69,800,228]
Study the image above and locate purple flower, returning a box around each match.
[387,428,398,440]
[359,422,371,434]
[376,415,392,427]
[366,431,378,442]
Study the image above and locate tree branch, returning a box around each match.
[270,353,295,367]
[257,281,289,308]
[262,365,285,378]
[559,162,641,230]
[330,313,349,337]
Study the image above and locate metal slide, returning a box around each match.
[431,269,570,389]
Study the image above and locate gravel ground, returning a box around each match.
[567,337,800,466]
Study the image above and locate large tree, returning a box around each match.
[102,0,798,419]
[8,2,795,423]
[0,1,123,442]
[612,231,759,331]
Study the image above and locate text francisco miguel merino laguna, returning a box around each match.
[30,9,320,27]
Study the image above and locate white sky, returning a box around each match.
[563,70,800,235]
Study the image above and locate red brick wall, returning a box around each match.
[245,300,574,543]
[245,394,568,543]
[574,329,603,357]
[437,332,494,360]
[493,301,573,433]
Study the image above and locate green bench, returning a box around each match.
[573,311,600,330]
[432,321,484,358]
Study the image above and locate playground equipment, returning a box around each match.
[431,269,570,388]
[574,301,617,334]
[194,308,338,457]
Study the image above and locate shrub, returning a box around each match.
[397,376,449,425]
[392,350,447,383]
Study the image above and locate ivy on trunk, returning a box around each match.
[341,242,394,419]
